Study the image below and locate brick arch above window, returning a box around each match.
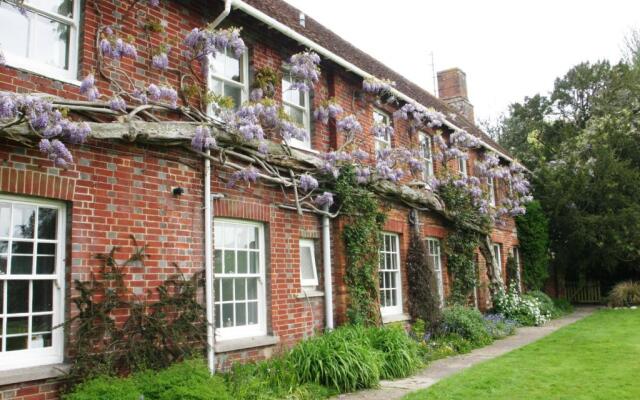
[0,168,76,202]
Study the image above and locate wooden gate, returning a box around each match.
[564,281,602,303]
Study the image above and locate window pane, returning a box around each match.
[224,84,242,110]
[284,105,304,126]
[222,303,234,327]
[31,333,52,348]
[223,226,235,248]
[223,250,235,274]
[38,208,58,240]
[7,280,29,313]
[237,251,247,274]
[214,304,221,328]
[0,203,10,237]
[249,228,259,249]
[221,278,233,302]
[27,0,73,17]
[224,49,241,82]
[247,278,258,300]
[12,242,33,254]
[300,246,315,281]
[234,278,246,301]
[214,250,223,274]
[11,255,33,274]
[236,228,248,249]
[13,205,36,239]
[235,303,246,326]
[32,315,52,332]
[7,317,28,334]
[37,243,56,255]
[33,15,70,70]
[0,4,29,58]
[36,256,55,274]
[210,54,226,79]
[0,255,6,274]
[32,280,53,312]
[249,252,258,274]
[247,302,258,324]
[6,336,28,351]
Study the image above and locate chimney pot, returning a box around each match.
[437,68,475,123]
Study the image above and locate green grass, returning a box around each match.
[404,309,640,400]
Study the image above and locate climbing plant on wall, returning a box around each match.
[406,225,442,329]
[63,236,207,390]
[438,179,490,305]
[334,166,387,326]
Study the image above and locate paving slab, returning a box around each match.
[335,307,598,400]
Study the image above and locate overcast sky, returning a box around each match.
[283,0,640,123]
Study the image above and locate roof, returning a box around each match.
[237,0,511,157]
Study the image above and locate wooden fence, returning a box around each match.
[564,281,602,303]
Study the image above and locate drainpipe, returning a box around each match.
[322,206,334,330]
[204,151,216,374]
[205,0,233,375]
[211,0,232,28]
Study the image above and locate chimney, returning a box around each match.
[437,68,475,123]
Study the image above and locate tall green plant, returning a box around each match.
[406,228,442,329]
[515,200,550,290]
[334,166,387,325]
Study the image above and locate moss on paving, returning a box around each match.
[404,309,640,400]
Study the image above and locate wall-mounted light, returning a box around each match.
[172,187,185,196]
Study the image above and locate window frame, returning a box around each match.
[492,243,503,276]
[378,232,402,316]
[418,132,434,181]
[208,47,249,112]
[213,219,267,341]
[299,239,318,287]
[458,155,468,177]
[373,108,392,156]
[0,0,81,84]
[512,246,522,289]
[281,73,312,150]
[426,238,445,307]
[0,194,66,371]
[488,177,496,206]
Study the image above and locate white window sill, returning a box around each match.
[381,313,411,324]
[214,335,279,353]
[0,363,70,386]
[284,140,319,155]
[297,288,324,298]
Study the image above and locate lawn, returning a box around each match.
[404,309,640,400]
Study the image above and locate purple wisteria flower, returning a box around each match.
[299,174,318,192]
[152,53,169,70]
[362,76,395,95]
[99,29,138,60]
[314,192,334,208]
[148,84,161,101]
[250,88,264,102]
[184,27,246,60]
[286,51,321,92]
[336,115,362,136]
[372,123,394,139]
[355,167,371,184]
[191,125,217,151]
[80,74,100,101]
[228,166,259,187]
[149,0,160,6]
[39,139,73,167]
[109,96,127,112]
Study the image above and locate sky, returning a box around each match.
[283,0,640,123]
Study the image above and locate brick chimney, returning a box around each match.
[437,68,475,123]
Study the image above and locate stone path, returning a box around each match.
[335,307,597,400]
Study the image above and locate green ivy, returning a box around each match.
[438,180,489,305]
[334,166,387,326]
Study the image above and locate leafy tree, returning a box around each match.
[515,201,549,290]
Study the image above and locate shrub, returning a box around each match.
[608,281,640,307]
[133,359,230,400]
[440,305,492,346]
[366,325,422,379]
[483,314,517,339]
[493,286,551,326]
[288,326,381,392]
[529,290,558,317]
[225,357,332,400]
[553,298,573,315]
[64,376,141,400]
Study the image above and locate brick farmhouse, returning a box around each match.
[0,0,521,398]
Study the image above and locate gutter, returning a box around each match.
[229,0,514,163]
[322,205,334,330]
